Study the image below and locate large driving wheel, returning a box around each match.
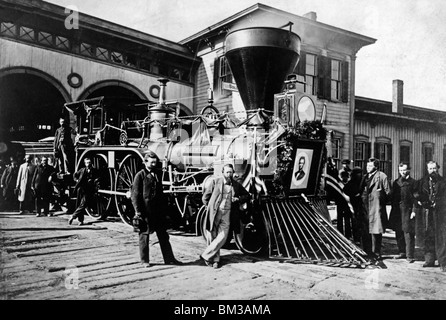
[115,154,144,225]
[77,153,115,220]
[233,208,268,256]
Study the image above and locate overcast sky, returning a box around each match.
[46,0,446,112]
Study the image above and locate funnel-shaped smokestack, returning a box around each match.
[225,27,301,111]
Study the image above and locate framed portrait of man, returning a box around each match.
[284,139,324,196]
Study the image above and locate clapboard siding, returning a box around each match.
[354,119,445,180]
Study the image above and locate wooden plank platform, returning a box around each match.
[1,211,445,300]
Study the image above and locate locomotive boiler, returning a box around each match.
[64,27,369,267]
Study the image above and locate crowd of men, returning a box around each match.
[0,144,444,272]
[337,158,446,272]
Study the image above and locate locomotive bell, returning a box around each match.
[148,78,174,140]
[225,27,301,112]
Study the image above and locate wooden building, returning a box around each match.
[355,80,446,180]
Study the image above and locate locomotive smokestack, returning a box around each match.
[148,78,172,140]
[224,27,301,111]
[158,78,169,105]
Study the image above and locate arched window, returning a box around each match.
[354,135,370,171]
[422,142,435,175]
[374,136,392,178]
[399,140,412,168]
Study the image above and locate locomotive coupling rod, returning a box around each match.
[97,189,130,197]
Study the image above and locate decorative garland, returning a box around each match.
[270,120,327,197]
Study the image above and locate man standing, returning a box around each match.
[1,158,19,211]
[54,117,75,175]
[68,157,99,226]
[389,163,417,262]
[131,152,182,268]
[16,154,37,214]
[359,158,391,261]
[200,164,250,269]
[417,161,446,271]
[31,157,56,217]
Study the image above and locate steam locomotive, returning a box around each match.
[62,27,368,266]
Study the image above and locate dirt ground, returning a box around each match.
[1,210,445,302]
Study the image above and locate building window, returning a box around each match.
[305,53,317,95]
[37,31,53,46]
[214,56,234,98]
[354,136,371,171]
[111,51,123,63]
[332,138,341,168]
[55,35,70,51]
[139,58,151,72]
[19,26,34,42]
[331,60,341,101]
[0,22,16,37]
[317,56,349,102]
[375,138,392,178]
[399,141,412,168]
[96,47,109,60]
[80,43,94,57]
[422,142,434,175]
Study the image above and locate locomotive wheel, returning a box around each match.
[233,217,268,256]
[115,154,144,226]
[77,153,114,220]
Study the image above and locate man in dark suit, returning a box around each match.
[389,163,418,262]
[417,161,446,271]
[54,117,75,175]
[31,156,56,217]
[200,164,250,269]
[68,157,99,226]
[1,158,19,211]
[131,151,182,268]
[294,156,306,181]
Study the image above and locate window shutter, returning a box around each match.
[213,57,220,100]
[317,56,330,100]
[341,61,349,103]
[367,142,371,160]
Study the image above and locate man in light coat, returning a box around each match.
[200,164,250,269]
[16,154,36,214]
[359,158,391,261]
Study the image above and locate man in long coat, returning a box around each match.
[16,154,36,214]
[131,151,182,267]
[389,163,418,262]
[31,156,56,217]
[200,164,250,269]
[68,157,99,225]
[359,158,391,260]
[417,161,446,271]
[1,158,19,211]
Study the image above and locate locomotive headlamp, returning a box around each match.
[296,96,316,122]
